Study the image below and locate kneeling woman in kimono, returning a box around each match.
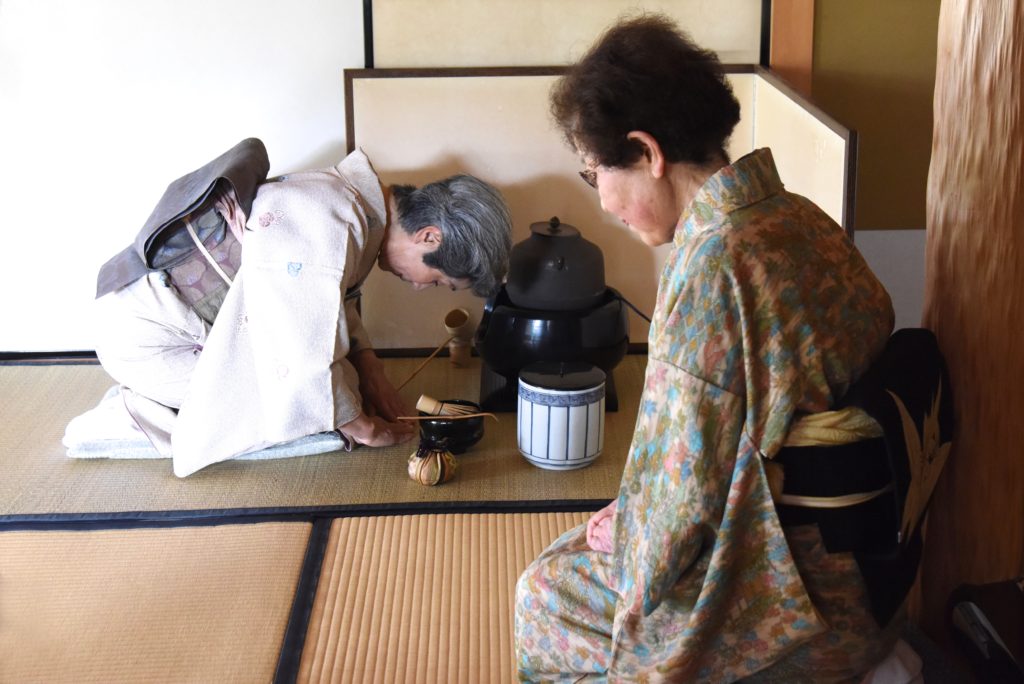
[515,15,902,682]
[92,140,512,476]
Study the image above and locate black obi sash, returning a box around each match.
[773,328,954,626]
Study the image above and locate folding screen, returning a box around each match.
[346,67,855,349]
[367,0,763,67]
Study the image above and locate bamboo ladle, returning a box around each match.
[394,308,474,391]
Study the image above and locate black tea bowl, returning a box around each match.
[418,399,484,454]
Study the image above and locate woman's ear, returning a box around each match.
[414,225,443,244]
[626,131,666,179]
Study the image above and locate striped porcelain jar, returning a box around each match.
[517,362,605,470]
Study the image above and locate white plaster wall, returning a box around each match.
[0,0,926,351]
[855,229,926,331]
[0,0,364,350]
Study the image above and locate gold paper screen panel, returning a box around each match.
[350,70,754,348]
[0,522,311,683]
[750,71,853,229]
[370,0,762,67]
[297,511,592,684]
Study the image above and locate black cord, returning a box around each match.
[616,293,652,323]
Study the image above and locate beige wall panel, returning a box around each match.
[351,71,846,348]
[813,0,939,230]
[919,0,1024,642]
[372,0,761,66]
[751,77,847,225]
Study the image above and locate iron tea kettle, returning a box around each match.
[504,217,606,311]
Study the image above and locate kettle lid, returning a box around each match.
[529,216,579,238]
[519,361,606,391]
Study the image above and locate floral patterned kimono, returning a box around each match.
[515,149,897,682]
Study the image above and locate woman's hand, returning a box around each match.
[350,348,412,421]
[586,499,618,554]
[339,412,415,448]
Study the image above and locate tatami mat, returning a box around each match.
[0,521,311,683]
[298,511,591,684]
[0,356,644,517]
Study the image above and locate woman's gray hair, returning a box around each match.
[392,175,512,297]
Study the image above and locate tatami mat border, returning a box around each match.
[0,355,100,366]
[0,498,612,529]
[276,518,335,684]
[0,347,648,363]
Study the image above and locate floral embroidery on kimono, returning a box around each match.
[515,148,896,682]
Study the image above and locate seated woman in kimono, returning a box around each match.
[514,14,905,681]
[91,141,512,475]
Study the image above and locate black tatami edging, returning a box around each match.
[275,517,334,684]
[0,498,609,530]
[0,351,100,365]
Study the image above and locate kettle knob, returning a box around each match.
[548,216,561,232]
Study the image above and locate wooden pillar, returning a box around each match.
[770,0,815,97]
[920,0,1024,642]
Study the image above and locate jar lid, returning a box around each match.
[519,362,605,391]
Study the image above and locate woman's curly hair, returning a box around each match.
[551,13,741,168]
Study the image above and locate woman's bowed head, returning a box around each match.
[378,175,513,297]
[551,13,741,247]
[341,173,513,448]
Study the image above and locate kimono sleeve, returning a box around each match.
[613,360,749,615]
[612,232,796,618]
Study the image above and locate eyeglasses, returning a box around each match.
[578,168,598,189]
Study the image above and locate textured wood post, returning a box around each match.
[919,0,1024,641]
[770,0,815,97]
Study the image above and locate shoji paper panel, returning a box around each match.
[729,73,757,157]
[371,0,761,67]
[349,69,849,348]
[919,0,1024,642]
[750,73,851,226]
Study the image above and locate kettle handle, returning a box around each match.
[475,292,497,341]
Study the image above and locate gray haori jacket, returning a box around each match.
[95,137,270,299]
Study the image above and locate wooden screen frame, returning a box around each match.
[344,64,857,233]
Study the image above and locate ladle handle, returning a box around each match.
[397,412,498,422]
[395,336,454,391]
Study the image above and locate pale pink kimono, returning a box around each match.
[93,150,386,476]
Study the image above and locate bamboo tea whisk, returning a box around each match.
[416,394,478,416]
